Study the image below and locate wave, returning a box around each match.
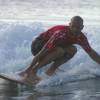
[0,22,100,87]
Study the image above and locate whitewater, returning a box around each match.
[0,21,99,88]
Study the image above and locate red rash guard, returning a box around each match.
[39,25,92,53]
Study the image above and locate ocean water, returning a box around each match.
[0,0,100,100]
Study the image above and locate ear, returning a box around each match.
[81,25,84,29]
[80,25,84,30]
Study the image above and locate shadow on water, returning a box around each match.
[1,78,100,100]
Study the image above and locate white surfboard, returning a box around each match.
[0,73,41,85]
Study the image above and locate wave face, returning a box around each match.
[0,22,100,87]
[0,22,44,72]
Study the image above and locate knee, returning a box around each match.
[71,46,77,54]
[67,45,77,56]
[54,47,65,56]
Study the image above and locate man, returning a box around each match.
[20,16,100,83]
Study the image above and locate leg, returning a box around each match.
[30,47,65,75]
[21,47,65,83]
[46,45,77,76]
[19,47,48,76]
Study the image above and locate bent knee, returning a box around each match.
[66,45,77,56]
[71,46,77,54]
[54,47,65,57]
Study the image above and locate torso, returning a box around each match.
[40,25,91,53]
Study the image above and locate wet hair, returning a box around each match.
[71,16,83,24]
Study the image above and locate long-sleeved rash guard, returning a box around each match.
[39,25,92,53]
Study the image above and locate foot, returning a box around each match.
[46,69,55,76]
[22,74,42,85]
[17,70,42,84]
[16,70,29,79]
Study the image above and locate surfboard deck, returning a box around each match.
[0,73,41,85]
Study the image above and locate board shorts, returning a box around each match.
[31,38,77,59]
[31,37,45,56]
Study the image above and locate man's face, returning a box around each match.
[69,19,84,35]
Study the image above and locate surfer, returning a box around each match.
[20,16,100,82]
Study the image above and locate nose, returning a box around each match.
[72,27,78,32]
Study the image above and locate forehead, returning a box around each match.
[71,18,83,25]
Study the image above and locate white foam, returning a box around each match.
[0,22,44,73]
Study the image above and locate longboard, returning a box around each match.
[0,73,41,85]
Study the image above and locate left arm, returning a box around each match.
[87,48,100,64]
[79,34,100,64]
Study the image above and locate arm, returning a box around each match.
[79,34,100,64]
[87,48,100,64]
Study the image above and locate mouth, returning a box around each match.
[70,29,80,35]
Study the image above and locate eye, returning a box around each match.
[73,25,82,29]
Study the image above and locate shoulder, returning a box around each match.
[49,25,66,29]
[40,25,67,37]
[79,32,88,41]
[47,25,67,32]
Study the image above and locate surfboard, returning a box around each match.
[0,73,41,85]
